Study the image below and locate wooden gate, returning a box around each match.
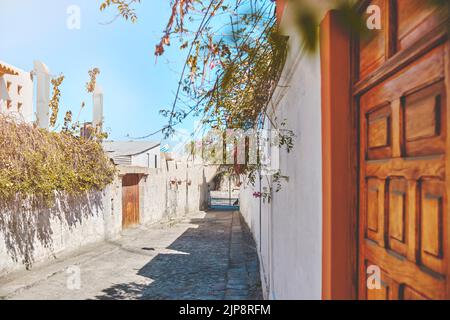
[356,0,449,299]
[122,174,140,228]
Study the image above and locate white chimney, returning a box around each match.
[93,85,103,130]
[33,61,51,129]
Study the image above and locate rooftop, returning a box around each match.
[103,140,161,157]
[0,61,21,76]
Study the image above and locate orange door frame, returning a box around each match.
[320,10,358,300]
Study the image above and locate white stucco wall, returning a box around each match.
[0,161,218,277]
[131,148,161,168]
[239,6,324,300]
[137,162,218,224]
[0,177,122,277]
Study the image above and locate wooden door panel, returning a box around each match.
[366,178,386,246]
[404,80,447,157]
[359,0,447,82]
[360,45,445,109]
[397,0,446,52]
[366,104,392,160]
[387,177,408,256]
[357,0,449,300]
[420,179,445,275]
[360,67,448,299]
[122,174,140,228]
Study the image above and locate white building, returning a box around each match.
[1,59,104,131]
[0,61,34,123]
[103,141,161,169]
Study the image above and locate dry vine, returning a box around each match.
[0,69,115,206]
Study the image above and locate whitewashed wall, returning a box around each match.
[136,162,217,225]
[0,177,122,277]
[0,162,217,277]
[239,7,325,300]
[132,148,161,168]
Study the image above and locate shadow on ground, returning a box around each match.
[94,211,261,300]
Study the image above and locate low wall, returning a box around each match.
[0,177,122,277]
[0,162,218,277]
[135,162,218,225]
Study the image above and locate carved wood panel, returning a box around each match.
[357,0,449,300]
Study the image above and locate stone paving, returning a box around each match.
[0,211,262,300]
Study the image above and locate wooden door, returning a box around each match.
[356,0,449,299]
[122,174,140,228]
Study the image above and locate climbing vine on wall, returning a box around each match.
[100,0,293,200]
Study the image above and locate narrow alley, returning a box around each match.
[0,211,262,300]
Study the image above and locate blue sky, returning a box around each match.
[0,0,197,141]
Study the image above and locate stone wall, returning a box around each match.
[0,161,218,277]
